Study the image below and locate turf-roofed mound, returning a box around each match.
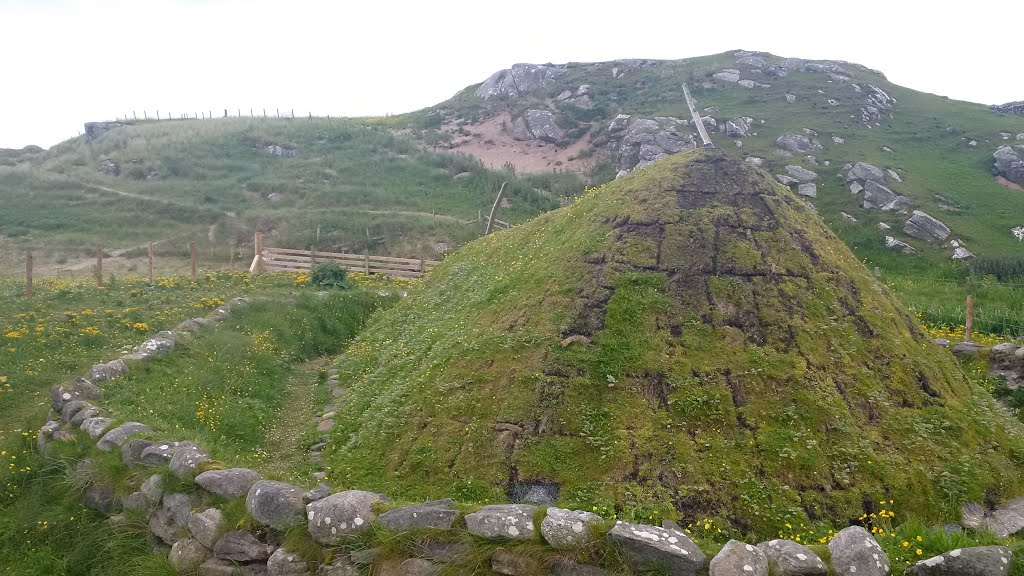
[325,150,1024,537]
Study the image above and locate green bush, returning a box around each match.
[310,263,349,288]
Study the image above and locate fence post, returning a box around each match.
[96,246,103,288]
[25,248,33,299]
[148,241,154,284]
[253,232,263,274]
[190,240,197,280]
[965,295,974,343]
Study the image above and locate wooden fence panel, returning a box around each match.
[254,245,440,278]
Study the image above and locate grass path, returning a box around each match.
[258,355,330,483]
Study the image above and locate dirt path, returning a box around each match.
[84,183,236,217]
[259,356,330,482]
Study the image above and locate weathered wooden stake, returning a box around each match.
[965,295,974,343]
[484,181,508,235]
[96,246,103,288]
[253,232,264,273]
[148,242,154,284]
[190,240,197,279]
[25,248,33,299]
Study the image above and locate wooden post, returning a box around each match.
[965,295,974,343]
[25,248,33,299]
[364,228,370,274]
[147,241,154,284]
[484,181,508,235]
[253,232,263,273]
[96,246,103,288]
[190,240,197,279]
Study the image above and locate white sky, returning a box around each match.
[1,0,1022,149]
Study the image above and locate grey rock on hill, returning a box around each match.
[604,116,696,171]
[906,546,1012,576]
[476,64,566,99]
[829,526,890,576]
[991,101,1024,116]
[776,133,823,154]
[848,162,886,182]
[994,146,1024,185]
[512,109,566,143]
[903,211,951,243]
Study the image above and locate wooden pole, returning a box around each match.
[25,248,33,299]
[965,295,974,343]
[484,181,508,235]
[190,240,197,279]
[253,232,263,273]
[364,228,370,274]
[148,241,154,284]
[96,246,103,288]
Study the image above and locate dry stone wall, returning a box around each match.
[33,297,1020,575]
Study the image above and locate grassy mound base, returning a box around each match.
[324,151,1024,538]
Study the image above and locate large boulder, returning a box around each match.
[757,539,828,575]
[828,526,890,576]
[776,133,823,154]
[246,480,306,531]
[541,507,601,549]
[196,468,262,499]
[904,211,951,243]
[863,180,911,212]
[306,490,389,544]
[612,117,696,171]
[150,493,192,545]
[475,63,566,99]
[169,538,212,574]
[212,530,272,562]
[961,498,1024,538]
[606,521,706,576]
[97,422,150,452]
[847,162,886,182]
[994,146,1024,185]
[885,235,917,254]
[710,540,768,576]
[724,117,752,138]
[785,165,818,181]
[797,183,817,198]
[906,546,1012,575]
[377,499,459,531]
[464,504,538,540]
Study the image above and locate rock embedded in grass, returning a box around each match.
[606,521,706,575]
[757,539,828,575]
[83,482,119,514]
[169,538,212,574]
[52,377,103,411]
[61,399,95,422]
[140,441,199,465]
[87,359,129,383]
[246,480,307,531]
[548,559,619,575]
[188,507,225,549]
[169,444,210,478]
[80,416,115,438]
[710,540,768,576]
[195,468,262,499]
[120,438,153,466]
[70,406,108,426]
[306,490,389,544]
[464,504,538,540]
[491,548,539,575]
[905,545,1012,576]
[828,526,890,576]
[213,530,273,562]
[540,507,601,549]
[267,547,308,576]
[150,493,192,546]
[377,499,459,531]
[97,422,150,451]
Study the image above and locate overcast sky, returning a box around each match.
[1,0,1021,149]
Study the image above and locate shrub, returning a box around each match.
[310,263,350,289]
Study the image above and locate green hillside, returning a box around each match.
[323,151,1024,538]
[0,118,583,276]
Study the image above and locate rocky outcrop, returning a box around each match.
[511,109,566,143]
[776,133,822,154]
[785,165,818,181]
[465,504,537,540]
[602,115,696,171]
[476,64,566,99]
[886,235,917,254]
[848,162,886,183]
[540,507,601,549]
[84,121,127,141]
[903,211,951,242]
[991,101,1024,116]
[607,521,706,576]
[994,145,1024,185]
[758,539,828,575]
[906,546,1012,576]
[863,180,911,212]
[710,540,767,576]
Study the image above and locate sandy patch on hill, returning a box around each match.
[438,113,594,174]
